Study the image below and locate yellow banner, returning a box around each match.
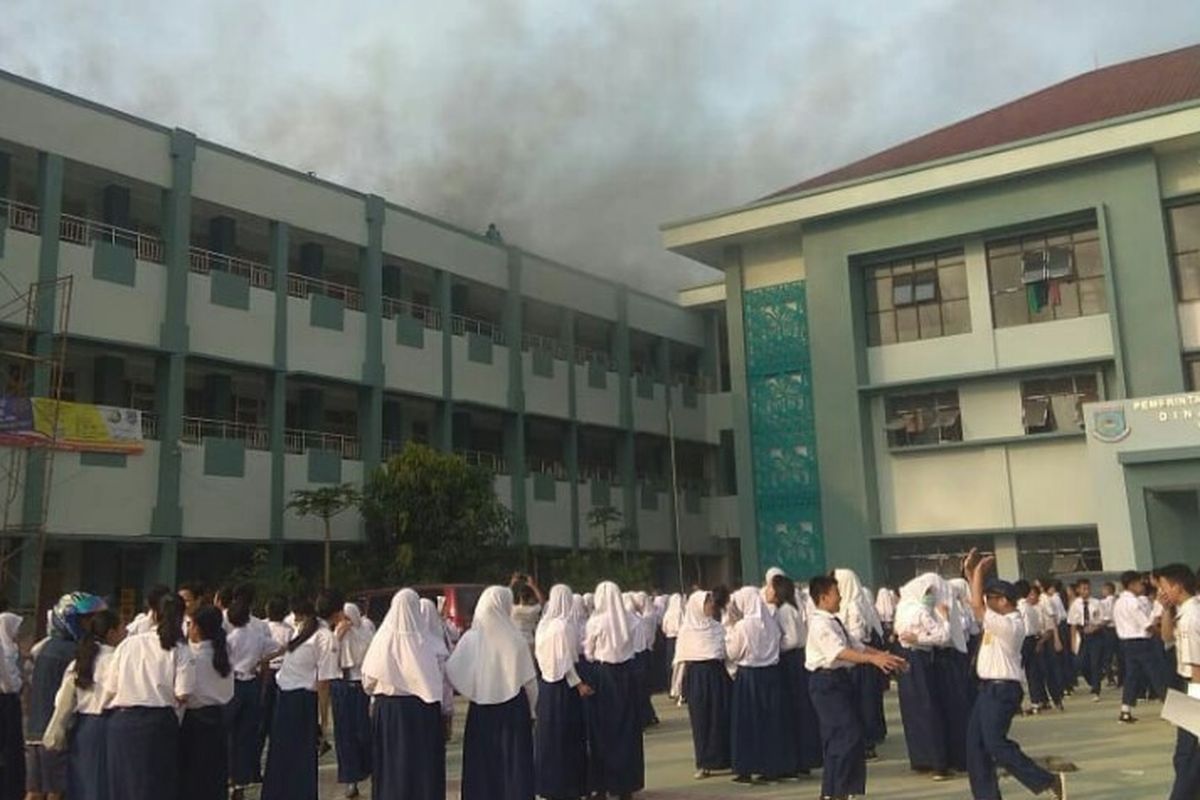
[29,398,145,453]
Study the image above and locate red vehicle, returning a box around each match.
[353,583,485,633]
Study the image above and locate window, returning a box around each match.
[884,390,962,447]
[1020,374,1098,434]
[986,223,1104,327]
[865,250,969,346]
[1186,356,1200,391]
[1169,203,1200,301]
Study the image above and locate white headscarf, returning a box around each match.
[661,594,684,638]
[947,578,974,650]
[569,594,588,654]
[894,573,952,650]
[446,586,536,704]
[419,598,449,658]
[726,586,781,667]
[834,568,883,640]
[622,593,652,653]
[535,585,578,682]
[360,589,444,704]
[762,567,785,611]
[0,613,21,650]
[586,581,636,664]
[875,587,897,622]
[339,602,375,670]
[673,591,725,663]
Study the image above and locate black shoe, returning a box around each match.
[1118,711,1137,723]
[865,746,879,761]
[732,774,763,785]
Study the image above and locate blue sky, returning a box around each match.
[1,1,1197,296]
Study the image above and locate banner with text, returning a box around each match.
[0,397,144,454]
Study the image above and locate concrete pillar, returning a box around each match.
[360,195,385,477]
[994,533,1020,581]
[561,308,580,549]
[268,221,289,569]
[435,269,454,452]
[614,288,637,547]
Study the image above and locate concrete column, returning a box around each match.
[561,308,580,550]
[268,221,289,568]
[504,249,527,543]
[434,269,454,452]
[702,309,722,389]
[994,533,1020,581]
[614,288,636,547]
[360,195,385,478]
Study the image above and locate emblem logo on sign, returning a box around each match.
[1092,408,1130,443]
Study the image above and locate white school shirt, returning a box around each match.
[805,608,864,671]
[1099,596,1116,626]
[1066,597,1101,628]
[1042,593,1065,625]
[186,641,235,709]
[975,609,1025,682]
[267,621,293,670]
[1017,599,1043,638]
[275,627,340,692]
[1113,591,1154,640]
[774,603,807,652]
[64,647,117,715]
[228,624,275,681]
[894,604,951,652]
[1175,596,1200,682]
[126,612,155,637]
[105,632,196,708]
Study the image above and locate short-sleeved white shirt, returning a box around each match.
[275,626,340,692]
[1113,592,1153,640]
[105,632,196,708]
[976,609,1025,682]
[1175,596,1200,681]
[805,609,863,671]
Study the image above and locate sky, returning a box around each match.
[1,1,1198,298]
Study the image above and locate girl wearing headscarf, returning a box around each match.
[894,573,955,779]
[834,568,887,758]
[875,586,898,641]
[660,593,683,696]
[104,594,196,800]
[418,598,456,739]
[533,584,591,800]
[623,593,657,730]
[768,573,822,774]
[674,590,731,778]
[331,603,374,798]
[584,581,645,800]
[937,577,976,773]
[362,590,447,800]
[446,586,538,800]
[179,605,234,800]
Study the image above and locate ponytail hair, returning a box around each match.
[288,598,319,652]
[75,608,119,691]
[192,605,232,678]
[157,594,186,651]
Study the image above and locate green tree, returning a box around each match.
[359,443,513,582]
[287,483,360,587]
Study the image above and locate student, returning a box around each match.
[104,594,196,800]
[659,593,683,694]
[1098,582,1119,686]
[509,572,545,649]
[533,584,591,800]
[255,596,292,776]
[583,581,645,800]
[43,608,121,800]
[893,573,955,780]
[126,585,171,636]
[1153,563,1200,800]
[938,576,975,773]
[1032,586,1066,713]
[1113,570,1166,722]
[624,592,659,729]
[961,549,1066,800]
[0,609,20,800]
[225,594,277,799]
[674,590,731,779]
[806,575,905,800]
[418,598,456,739]
[361,589,447,800]
[261,597,340,800]
[1066,579,1104,702]
[1043,580,1072,695]
[177,582,206,636]
[767,573,821,775]
[832,568,888,758]
[179,605,234,800]
[330,603,374,799]
[875,585,898,642]
[446,586,538,800]
[27,592,108,800]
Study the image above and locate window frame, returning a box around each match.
[1019,372,1100,435]
[985,222,1105,328]
[1168,200,1200,303]
[884,389,963,448]
[865,249,970,346]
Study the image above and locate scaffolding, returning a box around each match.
[0,271,73,619]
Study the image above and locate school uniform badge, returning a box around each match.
[1091,407,1129,443]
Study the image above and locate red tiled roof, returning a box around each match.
[766,43,1200,200]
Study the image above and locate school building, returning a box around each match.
[0,70,742,610]
[663,44,1200,586]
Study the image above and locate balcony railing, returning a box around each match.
[189,247,274,290]
[140,412,160,440]
[527,458,568,481]
[574,345,612,370]
[382,296,443,330]
[284,428,361,460]
[450,314,505,345]
[673,372,715,393]
[579,464,618,484]
[58,213,165,263]
[182,416,271,451]
[520,332,570,361]
[1,197,40,234]
[286,273,365,311]
[456,449,508,474]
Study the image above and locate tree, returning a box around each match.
[287,483,360,587]
[359,443,513,583]
[587,504,632,567]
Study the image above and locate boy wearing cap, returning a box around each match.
[963,549,1067,800]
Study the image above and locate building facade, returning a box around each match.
[0,71,741,607]
[665,45,1200,585]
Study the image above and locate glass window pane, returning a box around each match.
[893,276,914,306]
[1053,279,1081,319]
[1074,238,1102,277]
[918,302,942,339]
[868,311,896,346]
[1075,374,1099,402]
[1021,251,1047,284]
[896,307,919,342]
[939,263,968,300]
[1030,290,1055,324]
[993,291,1028,328]
[1177,253,1200,301]
[988,240,1020,258]
[891,259,913,275]
[913,272,938,303]
[940,299,971,335]
[988,253,1022,293]
[1079,278,1107,315]
[1189,359,1200,391]
[1170,205,1200,254]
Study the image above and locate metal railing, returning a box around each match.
[188,247,274,290]
[283,428,361,460]
[286,273,365,311]
[382,296,443,330]
[527,458,568,480]
[182,416,271,451]
[574,345,612,370]
[520,332,570,360]
[141,412,160,440]
[455,449,508,474]
[450,313,506,345]
[579,465,618,484]
[58,213,165,263]
[1,197,40,234]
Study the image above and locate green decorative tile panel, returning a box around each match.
[307,448,343,483]
[310,293,345,331]
[587,360,607,389]
[203,437,246,478]
[635,373,654,399]
[93,240,136,286]
[396,315,425,348]
[533,472,557,502]
[209,270,250,310]
[589,478,611,506]
[744,280,825,579]
[467,332,493,364]
[532,348,554,378]
[80,452,126,468]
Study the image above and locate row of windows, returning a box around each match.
[884,373,1099,448]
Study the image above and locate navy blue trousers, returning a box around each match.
[1038,641,1064,704]
[0,694,23,800]
[262,688,318,800]
[462,693,534,800]
[179,706,228,800]
[107,707,179,800]
[584,660,645,795]
[225,679,262,786]
[1121,638,1167,706]
[682,659,732,771]
[371,694,445,800]
[330,679,372,784]
[934,649,973,772]
[966,681,1054,800]
[1074,633,1104,695]
[808,669,866,797]
[1171,676,1200,800]
[1021,637,1048,705]
[855,632,888,745]
[780,648,822,770]
[68,711,108,800]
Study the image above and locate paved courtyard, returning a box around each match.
[304,688,1175,799]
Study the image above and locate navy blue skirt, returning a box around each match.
[662,637,677,692]
[897,648,948,771]
[855,632,888,745]
[780,648,822,770]
[934,648,973,771]
[225,679,262,786]
[330,679,372,784]
[68,711,108,800]
[179,705,228,800]
[262,689,317,800]
[535,677,588,800]
[682,659,732,771]
[371,694,445,800]
[584,660,645,795]
[106,706,179,800]
[0,693,23,800]
[731,663,795,778]
[462,692,534,800]
[633,650,658,727]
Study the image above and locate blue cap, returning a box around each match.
[984,578,1018,603]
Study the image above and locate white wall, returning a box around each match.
[525,479,573,548]
[521,254,617,319]
[451,337,509,410]
[637,494,672,552]
[741,234,805,289]
[632,384,667,436]
[44,443,159,536]
[880,445,1013,533]
[669,388,710,442]
[383,207,507,290]
[1159,147,1200,199]
[575,367,621,428]
[286,297,366,383]
[627,293,705,348]
[282,455,364,541]
[1009,439,1096,528]
[58,242,165,349]
[523,356,569,419]
[1178,302,1200,351]
[0,230,39,300]
[384,330,443,398]
[181,446,271,538]
[187,275,275,367]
